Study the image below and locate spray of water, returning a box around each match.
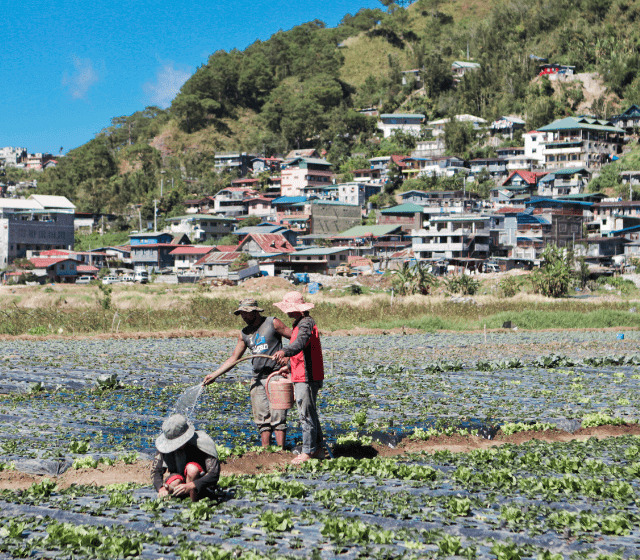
[172,384,203,420]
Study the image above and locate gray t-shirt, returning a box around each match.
[241,316,282,377]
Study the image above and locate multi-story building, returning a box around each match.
[0,195,75,268]
[536,116,625,170]
[166,214,237,242]
[212,187,259,217]
[214,152,255,175]
[0,147,27,167]
[337,182,382,206]
[410,215,492,260]
[280,157,334,197]
[523,130,549,167]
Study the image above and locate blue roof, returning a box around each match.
[517,214,549,225]
[271,196,315,205]
[525,197,593,208]
[610,224,640,235]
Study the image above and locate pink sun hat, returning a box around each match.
[273,291,315,313]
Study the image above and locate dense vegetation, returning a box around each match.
[31,0,640,217]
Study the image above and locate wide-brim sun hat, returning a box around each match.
[273,291,315,313]
[155,414,196,454]
[232,298,264,315]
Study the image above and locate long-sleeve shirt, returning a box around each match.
[283,316,315,358]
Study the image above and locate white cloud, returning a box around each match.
[62,56,99,99]
[144,62,192,108]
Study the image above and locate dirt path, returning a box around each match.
[1,425,637,491]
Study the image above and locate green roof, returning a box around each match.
[166,214,236,222]
[334,224,402,238]
[551,167,589,175]
[380,203,424,214]
[292,247,349,256]
[538,116,624,133]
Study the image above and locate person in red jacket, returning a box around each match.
[272,291,325,465]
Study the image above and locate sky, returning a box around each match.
[2,0,383,156]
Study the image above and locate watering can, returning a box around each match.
[265,372,294,410]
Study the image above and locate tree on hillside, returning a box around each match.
[444,119,476,158]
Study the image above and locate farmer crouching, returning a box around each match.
[152,414,220,501]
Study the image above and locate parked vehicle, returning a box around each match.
[134,270,149,283]
[75,275,94,284]
[101,276,121,285]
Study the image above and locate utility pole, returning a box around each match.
[153,200,158,233]
[138,208,142,232]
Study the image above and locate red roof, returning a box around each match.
[29,257,76,268]
[495,206,526,214]
[195,251,242,266]
[246,197,272,204]
[238,233,295,253]
[77,265,99,273]
[169,246,214,256]
[391,155,409,168]
[40,249,70,257]
[503,170,547,186]
[231,178,259,184]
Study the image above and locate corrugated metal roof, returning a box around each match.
[292,247,350,256]
[538,116,624,133]
[333,224,403,238]
[380,203,424,214]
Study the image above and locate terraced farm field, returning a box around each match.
[0,331,639,559]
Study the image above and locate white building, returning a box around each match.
[377,113,425,138]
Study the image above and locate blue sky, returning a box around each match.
[2,0,382,155]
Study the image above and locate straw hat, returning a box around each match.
[155,414,195,454]
[232,298,264,315]
[273,291,315,313]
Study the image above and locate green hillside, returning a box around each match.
[34,0,640,218]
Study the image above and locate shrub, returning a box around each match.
[445,274,480,295]
[498,276,519,298]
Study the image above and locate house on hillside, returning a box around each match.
[169,246,215,272]
[288,247,352,274]
[537,168,591,198]
[129,232,190,271]
[411,214,492,261]
[166,214,236,243]
[236,233,295,258]
[214,152,254,175]
[536,116,625,170]
[491,171,547,205]
[194,251,243,279]
[28,257,78,283]
[611,105,640,132]
[451,61,480,78]
[378,203,424,232]
[280,157,334,197]
[377,113,425,138]
[337,182,382,206]
[212,187,259,217]
[330,224,408,258]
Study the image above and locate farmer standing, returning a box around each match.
[152,413,220,501]
[202,298,291,449]
[272,291,325,465]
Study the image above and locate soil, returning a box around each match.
[2,425,638,491]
